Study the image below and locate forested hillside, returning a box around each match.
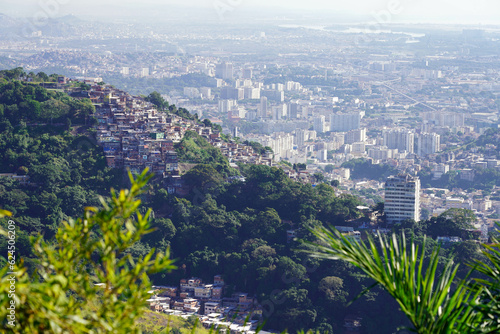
[0,69,123,272]
[0,70,485,333]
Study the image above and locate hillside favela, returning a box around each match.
[1,1,500,333]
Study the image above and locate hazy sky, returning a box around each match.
[1,0,499,24]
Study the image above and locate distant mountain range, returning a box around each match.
[0,13,84,39]
[0,13,18,28]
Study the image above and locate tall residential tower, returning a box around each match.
[384,174,421,224]
[382,129,414,153]
[417,133,440,156]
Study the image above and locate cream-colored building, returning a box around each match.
[385,174,421,223]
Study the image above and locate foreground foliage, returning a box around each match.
[0,169,175,333]
[1,69,489,333]
[308,226,500,333]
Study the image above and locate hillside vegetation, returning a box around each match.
[0,70,490,333]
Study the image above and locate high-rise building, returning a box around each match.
[295,129,307,147]
[211,78,223,87]
[246,111,257,121]
[345,128,366,144]
[301,106,309,119]
[384,174,421,224]
[215,62,234,80]
[272,105,287,120]
[218,100,236,114]
[244,87,260,99]
[221,87,244,100]
[288,102,299,119]
[259,133,294,160]
[200,87,212,99]
[259,96,268,118]
[330,113,361,132]
[314,116,326,133]
[261,89,284,102]
[368,147,397,160]
[236,79,253,88]
[423,112,465,127]
[295,129,317,147]
[383,129,414,153]
[285,81,301,91]
[317,149,328,162]
[418,133,440,156]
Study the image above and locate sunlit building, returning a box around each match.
[384,174,420,224]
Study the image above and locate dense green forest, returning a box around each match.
[0,69,487,333]
[0,69,124,272]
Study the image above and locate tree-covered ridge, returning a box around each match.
[146,163,410,333]
[0,72,123,269]
[0,69,94,127]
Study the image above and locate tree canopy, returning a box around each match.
[0,170,175,333]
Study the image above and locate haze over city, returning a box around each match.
[1,0,500,24]
[1,0,500,333]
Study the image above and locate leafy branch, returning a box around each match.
[0,168,176,333]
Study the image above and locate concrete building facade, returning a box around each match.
[384,174,421,223]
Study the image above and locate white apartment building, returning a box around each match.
[368,146,397,160]
[244,87,260,99]
[259,133,294,160]
[218,99,236,114]
[200,87,212,99]
[351,142,366,154]
[140,67,149,77]
[314,116,326,133]
[345,128,366,144]
[330,112,361,132]
[385,174,421,224]
[423,112,465,127]
[272,104,287,120]
[317,149,328,161]
[418,133,441,156]
[295,129,317,147]
[259,96,268,118]
[432,163,449,179]
[204,302,220,315]
[215,62,233,80]
[382,129,414,153]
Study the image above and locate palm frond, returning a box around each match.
[305,226,482,334]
